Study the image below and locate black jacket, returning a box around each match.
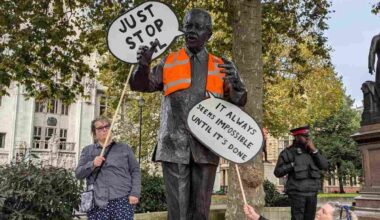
[274,143,329,194]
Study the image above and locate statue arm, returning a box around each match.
[129,60,164,92]
[369,35,379,74]
[219,57,247,106]
[223,78,247,106]
[129,41,164,92]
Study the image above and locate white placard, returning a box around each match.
[107,1,183,63]
[187,94,264,164]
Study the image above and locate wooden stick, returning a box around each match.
[100,65,134,156]
[235,164,247,205]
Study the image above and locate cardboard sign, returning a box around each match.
[107,1,183,63]
[187,94,264,164]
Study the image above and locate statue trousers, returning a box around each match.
[162,158,217,220]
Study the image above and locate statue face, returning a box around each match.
[183,10,212,51]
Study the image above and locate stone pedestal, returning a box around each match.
[352,123,380,219]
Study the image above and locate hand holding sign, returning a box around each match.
[107,1,183,63]
[187,94,264,164]
[137,39,159,66]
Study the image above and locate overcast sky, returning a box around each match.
[325,0,380,107]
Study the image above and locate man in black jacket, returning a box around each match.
[274,125,329,220]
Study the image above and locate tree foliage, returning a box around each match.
[264,42,344,136]
[312,96,361,193]
[372,2,380,14]
[261,0,344,136]
[0,0,98,102]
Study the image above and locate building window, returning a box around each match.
[99,95,108,116]
[33,127,42,148]
[47,100,58,114]
[0,96,2,106]
[0,133,5,148]
[45,127,56,149]
[35,100,45,112]
[61,103,69,115]
[59,129,67,150]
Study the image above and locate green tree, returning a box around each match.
[313,96,361,193]
[372,2,380,14]
[0,0,97,102]
[264,42,344,136]
[261,0,344,136]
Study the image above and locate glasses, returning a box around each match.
[95,124,110,131]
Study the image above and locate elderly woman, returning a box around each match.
[75,117,141,220]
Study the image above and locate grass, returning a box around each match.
[318,193,358,198]
[211,193,358,204]
[211,194,227,204]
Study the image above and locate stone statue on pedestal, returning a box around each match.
[362,34,380,125]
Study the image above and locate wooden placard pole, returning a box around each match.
[100,65,134,156]
[235,164,247,205]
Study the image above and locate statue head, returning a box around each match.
[183,8,212,52]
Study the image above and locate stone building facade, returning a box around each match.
[0,81,106,169]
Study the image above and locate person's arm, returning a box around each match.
[75,146,96,180]
[311,151,329,171]
[128,147,141,203]
[274,151,294,178]
[369,35,379,74]
[244,204,269,220]
[306,140,329,171]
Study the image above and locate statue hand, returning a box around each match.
[369,68,374,75]
[218,57,245,91]
[137,39,159,66]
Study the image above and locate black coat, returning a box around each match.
[274,143,329,194]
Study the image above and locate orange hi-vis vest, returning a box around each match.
[163,48,225,97]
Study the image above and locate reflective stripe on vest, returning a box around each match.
[163,48,225,97]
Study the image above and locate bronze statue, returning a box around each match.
[129,8,247,220]
[369,33,380,85]
[362,34,380,125]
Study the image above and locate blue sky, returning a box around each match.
[325,0,380,107]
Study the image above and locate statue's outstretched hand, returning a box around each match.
[218,57,245,91]
[137,40,159,66]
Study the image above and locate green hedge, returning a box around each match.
[0,159,82,219]
[263,179,290,207]
[135,169,167,213]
